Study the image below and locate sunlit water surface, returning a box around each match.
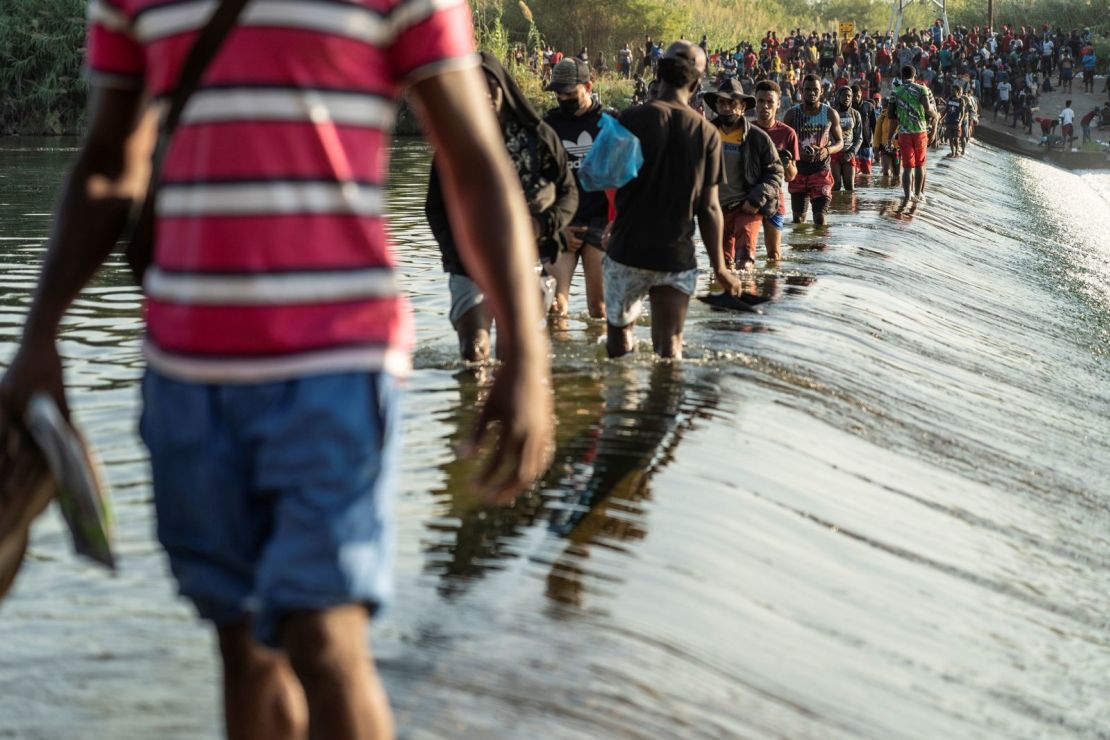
[1,137,1109,739]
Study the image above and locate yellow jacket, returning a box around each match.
[873,111,899,151]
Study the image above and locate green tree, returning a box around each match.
[506,0,686,58]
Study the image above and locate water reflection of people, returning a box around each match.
[424,366,603,596]
[424,363,720,610]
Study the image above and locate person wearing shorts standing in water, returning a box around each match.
[889,64,938,200]
[783,74,844,225]
[427,53,578,361]
[753,80,800,262]
[604,41,742,359]
[0,2,557,738]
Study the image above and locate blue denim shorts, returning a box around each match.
[763,212,786,232]
[140,370,400,647]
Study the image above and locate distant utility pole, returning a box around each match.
[887,0,950,41]
[987,0,994,31]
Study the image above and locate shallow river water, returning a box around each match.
[1,137,1109,739]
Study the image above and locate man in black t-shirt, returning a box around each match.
[604,41,742,359]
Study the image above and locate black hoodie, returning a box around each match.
[543,101,610,238]
[426,53,578,275]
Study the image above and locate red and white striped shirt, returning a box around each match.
[87,0,476,382]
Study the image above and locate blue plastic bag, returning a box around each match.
[577,113,643,192]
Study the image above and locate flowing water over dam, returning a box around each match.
[1,137,1109,739]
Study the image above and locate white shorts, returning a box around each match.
[602,255,699,328]
[448,274,484,328]
[449,269,556,328]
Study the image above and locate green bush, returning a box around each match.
[0,0,88,134]
[1092,40,1110,74]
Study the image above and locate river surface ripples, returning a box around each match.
[1,137,1109,739]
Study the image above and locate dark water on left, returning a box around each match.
[2,136,1110,739]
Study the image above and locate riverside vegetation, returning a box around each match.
[1,0,1108,134]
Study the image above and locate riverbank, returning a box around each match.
[973,74,1110,169]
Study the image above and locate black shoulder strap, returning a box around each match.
[162,0,253,137]
[125,0,252,284]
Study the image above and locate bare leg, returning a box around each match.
[606,322,635,358]
[218,623,308,740]
[763,219,782,262]
[790,192,807,224]
[580,245,607,319]
[901,166,912,199]
[841,162,855,191]
[831,163,843,191]
[282,606,394,740]
[913,164,927,196]
[454,303,492,363]
[548,249,580,316]
[811,196,830,227]
[648,286,690,359]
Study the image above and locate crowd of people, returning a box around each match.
[3,2,1109,737]
[527,23,1110,143]
[441,23,1098,362]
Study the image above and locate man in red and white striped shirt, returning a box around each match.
[1,0,553,737]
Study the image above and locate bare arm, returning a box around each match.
[783,157,798,182]
[409,66,554,501]
[848,111,863,154]
[824,108,845,157]
[0,86,156,418]
[696,185,741,294]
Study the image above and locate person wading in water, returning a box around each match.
[705,78,784,271]
[426,53,578,361]
[603,41,742,359]
[889,64,939,201]
[873,97,902,180]
[783,74,844,226]
[830,86,862,192]
[1,2,556,738]
[543,57,608,319]
[752,80,799,262]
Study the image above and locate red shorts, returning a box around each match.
[831,151,857,168]
[1062,123,1074,137]
[722,206,763,264]
[787,170,834,200]
[898,132,928,168]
